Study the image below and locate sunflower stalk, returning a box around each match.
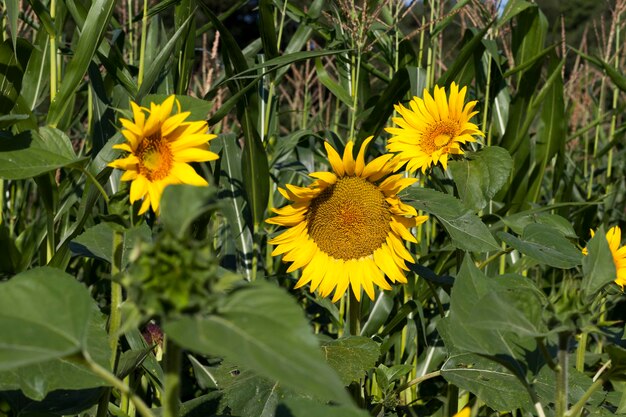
[556,331,571,417]
[163,338,182,417]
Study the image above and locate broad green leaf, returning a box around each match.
[438,257,546,358]
[47,0,116,126]
[216,134,253,280]
[165,281,351,405]
[441,352,533,412]
[498,224,581,269]
[0,388,103,416]
[402,187,499,252]
[581,225,617,298]
[321,336,379,385]
[449,146,513,211]
[501,211,577,238]
[222,370,283,417]
[160,184,219,239]
[0,267,111,399]
[277,397,369,417]
[70,222,151,268]
[0,127,78,180]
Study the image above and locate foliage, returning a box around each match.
[1,0,626,417]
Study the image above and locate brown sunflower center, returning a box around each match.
[421,120,459,154]
[307,176,391,260]
[136,133,173,181]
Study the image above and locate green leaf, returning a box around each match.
[0,267,111,399]
[441,352,533,412]
[4,0,19,50]
[47,0,116,126]
[0,127,78,180]
[136,14,194,101]
[315,57,353,107]
[438,24,491,86]
[222,369,283,417]
[357,67,413,145]
[142,94,213,122]
[321,336,379,385]
[501,211,577,238]
[448,146,513,211]
[241,114,270,230]
[216,134,253,280]
[70,222,151,268]
[20,25,49,111]
[0,38,29,115]
[277,397,369,417]
[438,257,546,358]
[581,225,617,298]
[402,187,499,252]
[160,184,219,239]
[165,281,351,405]
[496,0,534,28]
[259,0,279,59]
[498,224,581,269]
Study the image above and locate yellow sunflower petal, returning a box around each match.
[324,142,345,176]
[342,141,356,176]
[355,136,374,176]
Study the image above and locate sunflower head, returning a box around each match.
[385,82,484,173]
[109,95,218,215]
[583,226,626,289]
[267,137,428,302]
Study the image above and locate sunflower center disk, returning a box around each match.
[422,121,458,153]
[137,133,173,181]
[307,177,391,260]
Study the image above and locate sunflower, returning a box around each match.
[385,82,484,173]
[109,95,218,215]
[583,226,626,288]
[267,137,428,302]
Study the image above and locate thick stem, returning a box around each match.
[163,338,182,417]
[348,290,360,336]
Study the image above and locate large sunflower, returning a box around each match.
[583,226,626,288]
[385,82,484,173]
[267,137,428,302]
[109,95,218,215]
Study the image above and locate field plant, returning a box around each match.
[1,0,626,416]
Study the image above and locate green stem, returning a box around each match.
[394,370,442,394]
[163,338,182,417]
[348,290,360,336]
[83,352,156,417]
[556,332,570,417]
[49,0,57,103]
[564,375,606,417]
[138,0,148,87]
[575,332,587,372]
[348,51,362,141]
[109,231,124,365]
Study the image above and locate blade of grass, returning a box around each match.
[46,0,116,127]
